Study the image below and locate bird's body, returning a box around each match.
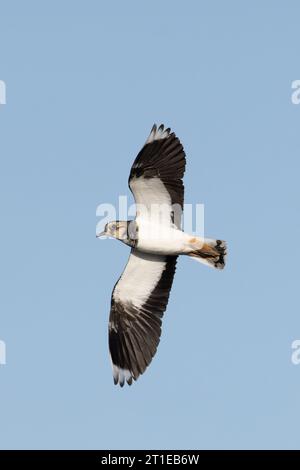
[134,220,190,255]
[98,124,227,386]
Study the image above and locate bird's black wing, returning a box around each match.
[109,249,177,386]
[128,124,186,228]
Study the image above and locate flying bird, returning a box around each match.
[97,124,227,386]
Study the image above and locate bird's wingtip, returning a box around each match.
[146,123,171,144]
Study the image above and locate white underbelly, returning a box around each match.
[136,221,189,255]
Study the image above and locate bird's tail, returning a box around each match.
[187,238,227,270]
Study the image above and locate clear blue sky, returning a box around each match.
[0,0,300,450]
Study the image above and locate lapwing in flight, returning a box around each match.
[97,124,227,386]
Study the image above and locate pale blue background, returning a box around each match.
[0,0,300,450]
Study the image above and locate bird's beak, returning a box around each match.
[96,231,106,238]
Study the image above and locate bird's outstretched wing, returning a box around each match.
[109,249,177,386]
[128,124,186,228]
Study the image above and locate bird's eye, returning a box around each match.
[111,224,116,231]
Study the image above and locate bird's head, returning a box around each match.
[97,221,129,241]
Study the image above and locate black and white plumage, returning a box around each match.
[109,251,177,386]
[98,124,227,386]
[129,125,185,228]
